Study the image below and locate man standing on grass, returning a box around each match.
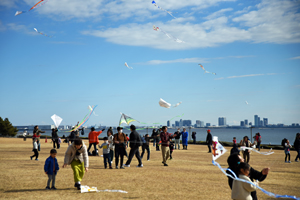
[174,128,181,149]
[124,125,143,168]
[206,129,212,153]
[160,126,177,166]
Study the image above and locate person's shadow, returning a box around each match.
[4,188,73,193]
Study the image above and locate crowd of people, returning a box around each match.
[26,126,300,198]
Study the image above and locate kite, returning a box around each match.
[245,101,249,105]
[88,105,98,116]
[119,113,139,126]
[153,25,184,43]
[198,64,216,75]
[81,185,128,194]
[125,62,133,69]
[240,146,274,155]
[68,105,98,132]
[15,0,48,16]
[212,136,227,161]
[34,28,53,38]
[51,114,63,128]
[173,102,182,108]
[159,98,182,108]
[152,1,176,19]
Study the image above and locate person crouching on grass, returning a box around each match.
[98,137,112,169]
[44,149,59,190]
[63,138,89,190]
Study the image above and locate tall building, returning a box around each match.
[263,118,268,126]
[200,121,205,127]
[175,121,179,127]
[254,115,259,127]
[167,120,170,127]
[240,121,245,127]
[196,120,201,128]
[260,120,264,127]
[179,119,183,127]
[218,117,226,126]
[206,123,211,127]
[244,119,248,126]
[183,120,192,127]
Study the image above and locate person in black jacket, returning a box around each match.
[206,129,212,153]
[294,133,300,162]
[192,132,197,144]
[155,128,161,151]
[227,153,270,200]
[174,129,181,149]
[124,125,143,167]
[51,128,59,149]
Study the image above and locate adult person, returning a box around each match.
[51,128,60,149]
[181,128,188,150]
[87,127,105,156]
[107,127,113,136]
[160,126,177,166]
[227,153,270,200]
[240,136,254,163]
[174,128,181,149]
[124,125,143,168]
[107,129,114,164]
[192,132,197,144]
[294,133,300,162]
[33,126,45,151]
[63,137,89,190]
[155,128,161,151]
[68,127,77,146]
[113,127,127,169]
[151,129,157,147]
[206,129,212,153]
[141,134,151,161]
[253,133,262,151]
[23,130,27,141]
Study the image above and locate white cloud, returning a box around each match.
[0,0,17,8]
[6,23,36,35]
[215,73,278,80]
[205,8,233,20]
[138,58,208,65]
[290,56,300,60]
[0,20,6,32]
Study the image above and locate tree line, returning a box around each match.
[0,117,18,137]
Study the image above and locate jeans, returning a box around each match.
[141,144,150,160]
[153,139,156,147]
[175,139,180,149]
[125,146,142,166]
[295,149,300,161]
[38,143,41,151]
[47,174,56,187]
[103,153,112,168]
[156,139,160,151]
[257,142,261,151]
[193,138,196,144]
[115,146,126,167]
[87,143,97,154]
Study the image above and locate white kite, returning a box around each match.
[240,146,274,155]
[88,105,98,116]
[51,114,63,128]
[173,102,182,108]
[81,185,128,193]
[159,98,171,108]
[125,62,133,69]
[153,25,184,43]
[212,136,227,161]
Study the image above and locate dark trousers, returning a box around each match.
[125,146,142,166]
[243,151,250,163]
[207,144,211,152]
[53,139,60,149]
[103,153,112,168]
[115,146,126,167]
[110,150,114,162]
[170,148,174,159]
[23,136,26,141]
[193,138,196,144]
[31,149,39,159]
[285,153,290,161]
[295,149,300,161]
[87,143,97,153]
[257,142,261,151]
[141,144,150,160]
[182,145,187,150]
[156,139,160,151]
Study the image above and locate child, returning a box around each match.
[233,137,237,144]
[232,162,258,200]
[44,149,59,190]
[98,137,112,169]
[141,134,151,161]
[230,137,239,155]
[169,139,174,160]
[285,140,292,163]
[30,138,39,161]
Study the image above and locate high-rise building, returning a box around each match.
[249,122,252,126]
[263,118,268,126]
[240,121,245,126]
[244,119,248,125]
[254,115,259,127]
[196,120,201,128]
[200,121,205,127]
[260,120,264,127]
[175,121,179,127]
[206,123,211,127]
[167,120,170,127]
[179,119,183,127]
[218,117,226,126]
[183,120,192,127]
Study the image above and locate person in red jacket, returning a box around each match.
[87,127,105,155]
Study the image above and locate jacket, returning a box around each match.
[98,142,110,154]
[232,175,257,200]
[206,133,212,145]
[294,138,300,150]
[88,130,103,144]
[160,132,176,146]
[44,156,59,175]
[113,133,127,148]
[174,131,181,139]
[52,130,58,139]
[33,129,45,142]
[129,130,142,148]
[64,141,89,167]
[181,131,188,145]
[240,140,253,152]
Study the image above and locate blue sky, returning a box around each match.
[0,0,299,127]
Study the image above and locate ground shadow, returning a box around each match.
[5,188,73,193]
[123,197,140,199]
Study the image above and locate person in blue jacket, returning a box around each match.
[44,149,59,190]
[181,128,188,150]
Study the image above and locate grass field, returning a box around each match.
[0,138,299,200]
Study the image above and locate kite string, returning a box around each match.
[212,160,300,200]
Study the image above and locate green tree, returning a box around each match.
[0,117,18,137]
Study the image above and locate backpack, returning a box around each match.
[281,138,287,147]
[258,136,262,143]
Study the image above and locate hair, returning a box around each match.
[91,127,95,131]
[244,136,249,140]
[152,129,156,133]
[107,129,112,136]
[103,137,108,140]
[145,134,149,137]
[227,153,240,175]
[34,125,38,130]
[33,138,37,142]
[50,149,57,154]
[74,138,83,145]
[162,126,167,131]
[130,125,136,130]
[257,132,260,136]
[233,137,236,139]
[238,162,250,173]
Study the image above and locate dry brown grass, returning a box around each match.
[0,138,299,200]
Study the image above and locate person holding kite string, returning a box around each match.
[240,136,255,163]
[33,125,45,151]
[51,128,59,149]
[160,126,177,166]
[63,138,89,190]
[87,127,104,156]
[124,125,143,168]
[113,127,127,169]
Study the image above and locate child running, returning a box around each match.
[232,162,258,200]
[30,138,39,161]
[285,140,292,163]
[98,137,112,169]
[44,149,59,190]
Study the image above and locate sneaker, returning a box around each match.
[111,161,113,164]
[30,156,32,160]
[51,186,57,190]
[45,186,51,190]
[116,166,119,169]
[164,163,168,166]
[147,160,150,161]
[137,164,143,168]
[109,166,113,169]
[169,158,173,160]
[295,160,299,162]
[35,159,39,161]
[288,161,291,163]
[120,166,125,169]
[285,161,288,163]
[124,164,130,167]
[77,184,81,190]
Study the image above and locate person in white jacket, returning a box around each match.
[232,162,258,200]
[63,138,89,190]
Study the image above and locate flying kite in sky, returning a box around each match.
[125,62,133,69]
[152,1,176,19]
[198,64,216,75]
[245,101,249,105]
[34,28,53,38]
[159,98,182,108]
[153,25,184,43]
[119,113,139,126]
[88,105,98,116]
[51,114,63,128]
[173,102,182,108]
[68,105,98,132]
[15,0,48,16]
